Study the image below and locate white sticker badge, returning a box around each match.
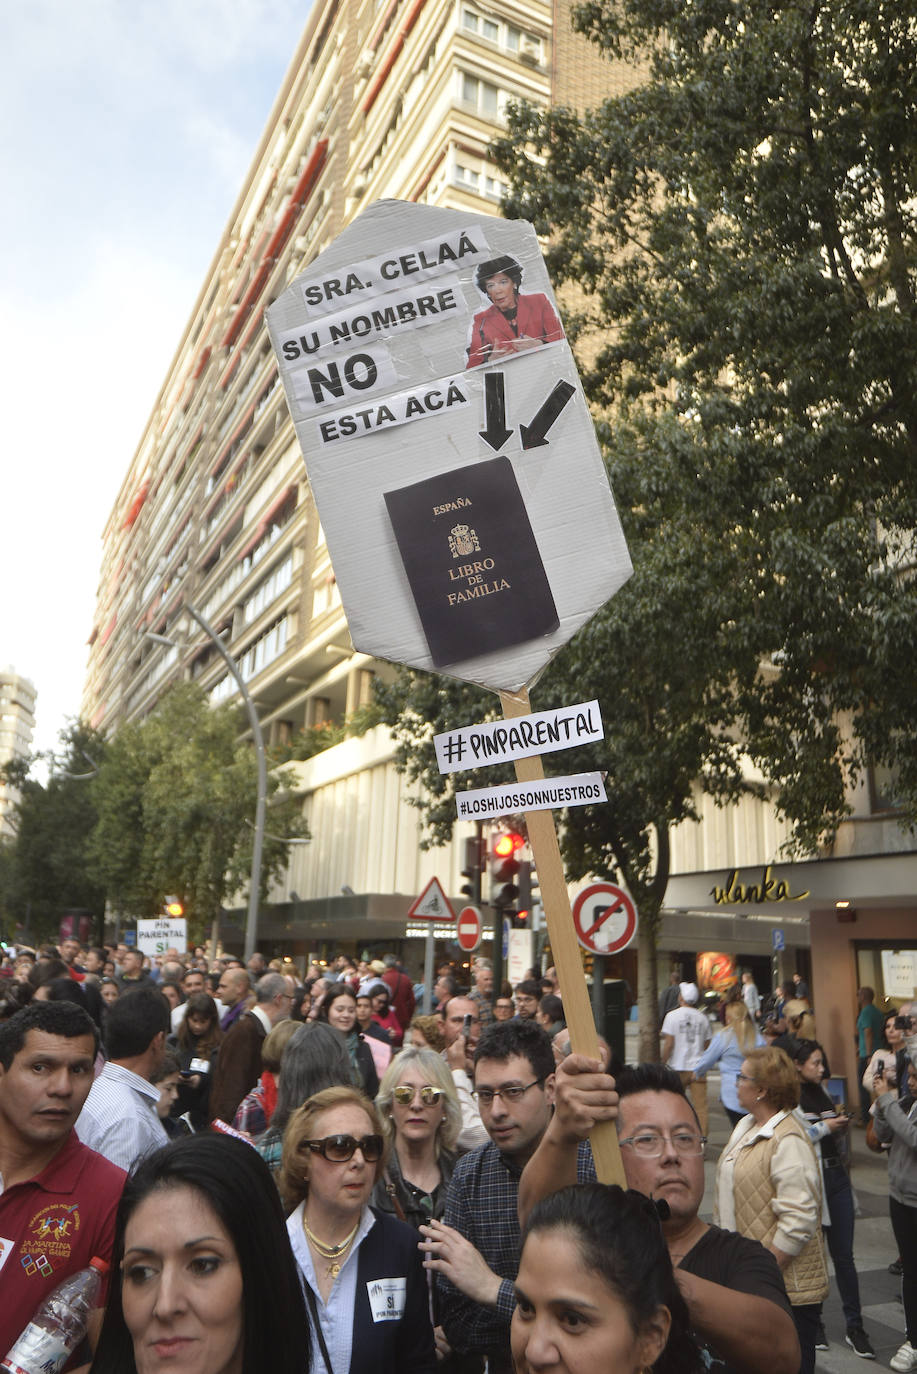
[0,1234,15,1275]
[367,1276,406,1322]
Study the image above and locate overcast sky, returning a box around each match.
[1,0,309,760]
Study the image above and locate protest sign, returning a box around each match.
[267,202,628,1183]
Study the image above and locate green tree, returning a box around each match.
[88,683,306,937]
[0,723,108,944]
[378,0,917,1054]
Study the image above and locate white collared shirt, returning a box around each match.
[75,1060,168,1170]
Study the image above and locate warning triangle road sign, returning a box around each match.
[407,876,457,923]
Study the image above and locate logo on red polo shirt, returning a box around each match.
[20,1202,80,1277]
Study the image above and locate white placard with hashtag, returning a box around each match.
[455,772,606,821]
[434,700,603,774]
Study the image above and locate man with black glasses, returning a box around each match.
[517,1059,799,1374]
[420,1020,591,1374]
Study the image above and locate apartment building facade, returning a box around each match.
[82,0,635,744]
[80,0,644,944]
[82,0,916,1087]
[0,668,37,839]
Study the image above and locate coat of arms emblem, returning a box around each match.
[449,523,480,558]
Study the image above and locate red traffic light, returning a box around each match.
[493,831,524,858]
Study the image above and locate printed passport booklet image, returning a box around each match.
[383,456,559,668]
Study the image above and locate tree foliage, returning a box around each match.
[0,723,108,943]
[377,0,917,1052]
[88,683,306,934]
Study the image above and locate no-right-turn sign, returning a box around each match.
[571,883,638,955]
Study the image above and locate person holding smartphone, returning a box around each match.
[873,1050,917,1372]
[438,996,488,1151]
[863,1011,909,1097]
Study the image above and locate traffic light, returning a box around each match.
[460,834,484,904]
[163,896,184,918]
[491,830,524,909]
[516,860,532,925]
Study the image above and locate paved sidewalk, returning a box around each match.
[699,1082,903,1374]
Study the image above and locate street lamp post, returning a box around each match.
[182,604,266,963]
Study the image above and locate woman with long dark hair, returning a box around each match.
[873,1050,917,1373]
[90,1134,308,1374]
[512,1183,701,1374]
[168,991,222,1128]
[790,1038,874,1356]
[318,983,379,1098]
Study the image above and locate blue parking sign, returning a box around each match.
[772,929,785,952]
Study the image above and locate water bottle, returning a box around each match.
[2,1256,109,1374]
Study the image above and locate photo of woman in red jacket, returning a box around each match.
[465,253,564,368]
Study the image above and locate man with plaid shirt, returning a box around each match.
[419,1020,592,1374]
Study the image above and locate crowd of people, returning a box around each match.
[1,939,916,1374]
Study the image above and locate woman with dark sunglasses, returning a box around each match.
[373,1047,462,1228]
[372,1048,463,1367]
[280,1084,436,1374]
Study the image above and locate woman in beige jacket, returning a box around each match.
[715,1045,828,1374]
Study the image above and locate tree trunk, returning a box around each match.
[636,909,661,1062]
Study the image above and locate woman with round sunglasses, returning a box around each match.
[373,1047,462,1228]
[280,1084,436,1374]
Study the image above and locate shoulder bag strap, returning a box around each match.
[383,1168,408,1223]
[303,1279,335,1374]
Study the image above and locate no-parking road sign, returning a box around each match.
[571,883,638,955]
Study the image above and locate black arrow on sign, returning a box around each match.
[520,379,576,449]
[584,900,624,940]
[479,371,513,452]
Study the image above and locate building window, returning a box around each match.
[461,8,543,63]
[210,615,290,701]
[243,554,294,625]
[461,73,499,117]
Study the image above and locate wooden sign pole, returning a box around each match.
[500,687,625,1185]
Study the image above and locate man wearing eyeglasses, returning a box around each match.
[516,1059,799,1374]
[420,1020,592,1374]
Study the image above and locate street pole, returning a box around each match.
[185,603,266,963]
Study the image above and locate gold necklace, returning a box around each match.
[303,1215,360,1277]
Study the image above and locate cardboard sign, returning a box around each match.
[136,918,187,957]
[434,699,603,773]
[456,772,606,822]
[266,201,631,692]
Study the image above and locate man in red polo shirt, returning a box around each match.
[0,1001,126,1357]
